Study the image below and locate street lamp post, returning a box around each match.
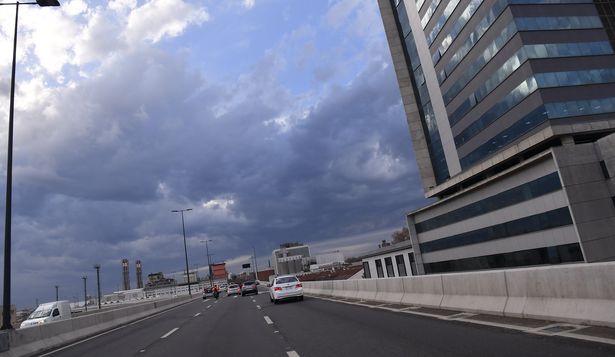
[94,264,101,310]
[55,285,58,301]
[200,239,213,287]
[82,276,87,312]
[172,208,192,297]
[0,0,61,331]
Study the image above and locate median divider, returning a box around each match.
[400,274,443,307]
[440,270,508,315]
[1,296,194,357]
[374,278,404,304]
[302,262,615,328]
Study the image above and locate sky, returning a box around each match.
[0,0,428,308]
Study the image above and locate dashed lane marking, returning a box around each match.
[257,305,261,309]
[194,313,201,317]
[287,351,300,357]
[264,316,274,325]
[252,299,256,303]
[207,305,212,309]
[139,350,146,353]
[160,328,179,339]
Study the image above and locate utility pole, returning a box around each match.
[171,209,192,297]
[252,246,259,281]
[94,264,101,310]
[55,285,58,301]
[82,276,88,312]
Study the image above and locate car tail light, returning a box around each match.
[296,283,303,288]
[274,287,282,291]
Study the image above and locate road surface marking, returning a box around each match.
[139,350,146,353]
[160,328,179,339]
[194,313,201,317]
[264,316,273,325]
[257,305,261,309]
[287,351,300,357]
[214,300,218,304]
[207,305,212,309]
[252,299,256,303]
[37,299,196,356]
[233,295,238,299]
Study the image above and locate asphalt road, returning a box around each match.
[44,288,615,357]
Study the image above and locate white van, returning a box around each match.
[20,300,72,328]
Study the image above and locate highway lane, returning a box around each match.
[44,288,615,357]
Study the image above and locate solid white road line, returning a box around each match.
[38,299,197,356]
[287,351,300,357]
[194,313,201,317]
[264,316,273,325]
[160,327,179,339]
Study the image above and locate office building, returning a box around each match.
[272,243,311,275]
[378,0,615,274]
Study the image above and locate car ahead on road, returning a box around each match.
[241,281,258,296]
[270,275,303,304]
[227,284,241,296]
[203,287,214,300]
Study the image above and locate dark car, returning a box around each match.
[203,287,213,300]
[241,281,258,296]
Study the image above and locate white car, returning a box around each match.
[270,275,303,304]
[227,284,241,296]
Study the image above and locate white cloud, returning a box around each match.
[124,0,209,44]
[242,0,256,9]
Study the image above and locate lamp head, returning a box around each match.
[36,0,61,6]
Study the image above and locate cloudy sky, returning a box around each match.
[0,0,428,307]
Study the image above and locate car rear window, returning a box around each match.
[275,277,298,284]
[244,282,255,286]
[229,285,238,288]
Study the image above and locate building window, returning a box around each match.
[375,259,384,278]
[408,253,417,276]
[395,255,407,277]
[415,172,562,233]
[420,207,573,253]
[363,261,371,279]
[424,243,583,274]
[384,257,395,277]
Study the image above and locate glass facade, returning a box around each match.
[375,259,385,278]
[395,255,408,276]
[432,0,485,65]
[363,261,372,278]
[393,0,450,183]
[408,253,417,275]
[415,172,562,233]
[419,207,573,253]
[424,243,584,273]
[426,0,462,46]
[385,257,396,277]
[546,96,615,118]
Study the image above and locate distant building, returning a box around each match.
[361,240,416,279]
[315,251,345,265]
[135,260,144,289]
[121,258,130,290]
[256,268,275,282]
[145,272,176,289]
[211,263,227,280]
[272,243,311,275]
[182,272,198,284]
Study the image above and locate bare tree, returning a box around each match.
[391,227,410,243]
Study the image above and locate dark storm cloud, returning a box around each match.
[3,14,429,307]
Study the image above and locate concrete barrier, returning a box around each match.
[339,279,359,300]
[440,270,508,314]
[303,262,615,327]
[400,275,443,308]
[374,278,404,304]
[2,296,193,357]
[356,279,378,301]
[504,263,615,326]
